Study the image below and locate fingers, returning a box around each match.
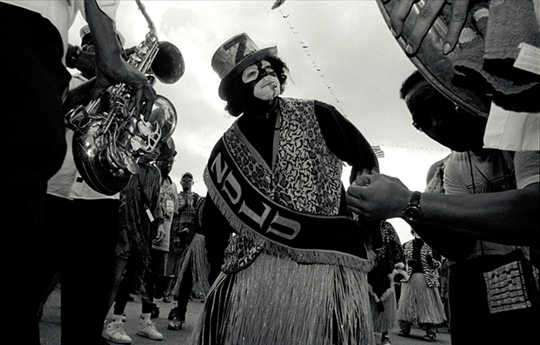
[405,0,446,54]
[390,0,416,37]
[443,0,469,54]
[141,85,156,121]
[390,0,464,55]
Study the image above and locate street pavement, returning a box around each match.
[40,287,451,345]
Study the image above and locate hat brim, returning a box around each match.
[218,46,278,100]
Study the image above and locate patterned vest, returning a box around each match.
[221,98,343,272]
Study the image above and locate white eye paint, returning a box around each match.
[242,64,259,84]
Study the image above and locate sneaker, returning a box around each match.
[136,320,163,341]
[168,307,178,320]
[424,326,437,341]
[423,333,436,342]
[168,316,184,331]
[102,322,133,344]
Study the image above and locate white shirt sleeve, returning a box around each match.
[74,0,119,22]
[514,151,540,189]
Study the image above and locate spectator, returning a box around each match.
[367,221,405,345]
[396,230,446,342]
[168,197,210,331]
[103,138,176,343]
[163,172,201,305]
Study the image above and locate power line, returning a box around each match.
[277,7,343,111]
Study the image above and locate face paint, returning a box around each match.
[242,60,280,101]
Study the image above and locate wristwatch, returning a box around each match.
[402,191,423,223]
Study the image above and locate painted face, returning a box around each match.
[242,60,280,101]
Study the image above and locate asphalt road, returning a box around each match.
[40,287,451,345]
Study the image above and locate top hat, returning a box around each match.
[212,33,278,100]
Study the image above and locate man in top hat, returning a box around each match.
[188,33,380,345]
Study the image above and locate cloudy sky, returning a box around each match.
[69,0,451,242]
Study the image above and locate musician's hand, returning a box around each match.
[84,0,156,120]
[152,223,166,245]
[389,0,469,55]
[346,171,411,221]
[92,57,156,121]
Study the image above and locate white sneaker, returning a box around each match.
[102,322,132,344]
[137,320,163,341]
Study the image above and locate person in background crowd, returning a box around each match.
[167,173,205,330]
[397,229,446,342]
[438,257,450,331]
[189,32,379,345]
[168,196,210,331]
[367,221,405,345]
[102,139,176,344]
[1,1,155,344]
[163,173,201,305]
[424,155,451,331]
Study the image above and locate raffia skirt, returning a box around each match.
[369,287,398,333]
[172,234,211,298]
[189,253,375,345]
[396,273,446,324]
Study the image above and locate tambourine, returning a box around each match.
[377,0,491,118]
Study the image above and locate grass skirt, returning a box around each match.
[396,273,446,324]
[172,234,210,298]
[369,288,397,333]
[189,253,375,345]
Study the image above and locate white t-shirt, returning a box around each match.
[444,150,522,260]
[0,0,118,63]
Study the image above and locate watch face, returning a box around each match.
[404,206,422,221]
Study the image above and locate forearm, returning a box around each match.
[417,185,539,245]
[84,0,123,66]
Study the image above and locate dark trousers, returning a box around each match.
[39,195,120,345]
[176,260,194,320]
[448,255,538,345]
[1,3,71,345]
[110,251,169,316]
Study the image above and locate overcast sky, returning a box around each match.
[68,0,451,242]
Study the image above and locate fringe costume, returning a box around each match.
[397,239,446,326]
[189,98,378,345]
[173,233,211,298]
[368,221,405,334]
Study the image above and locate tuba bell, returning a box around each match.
[65,0,183,195]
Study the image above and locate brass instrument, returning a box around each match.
[65,0,183,195]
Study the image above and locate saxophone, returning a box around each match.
[65,0,183,195]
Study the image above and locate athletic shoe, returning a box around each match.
[168,307,178,320]
[167,316,184,331]
[102,322,132,344]
[136,320,163,341]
